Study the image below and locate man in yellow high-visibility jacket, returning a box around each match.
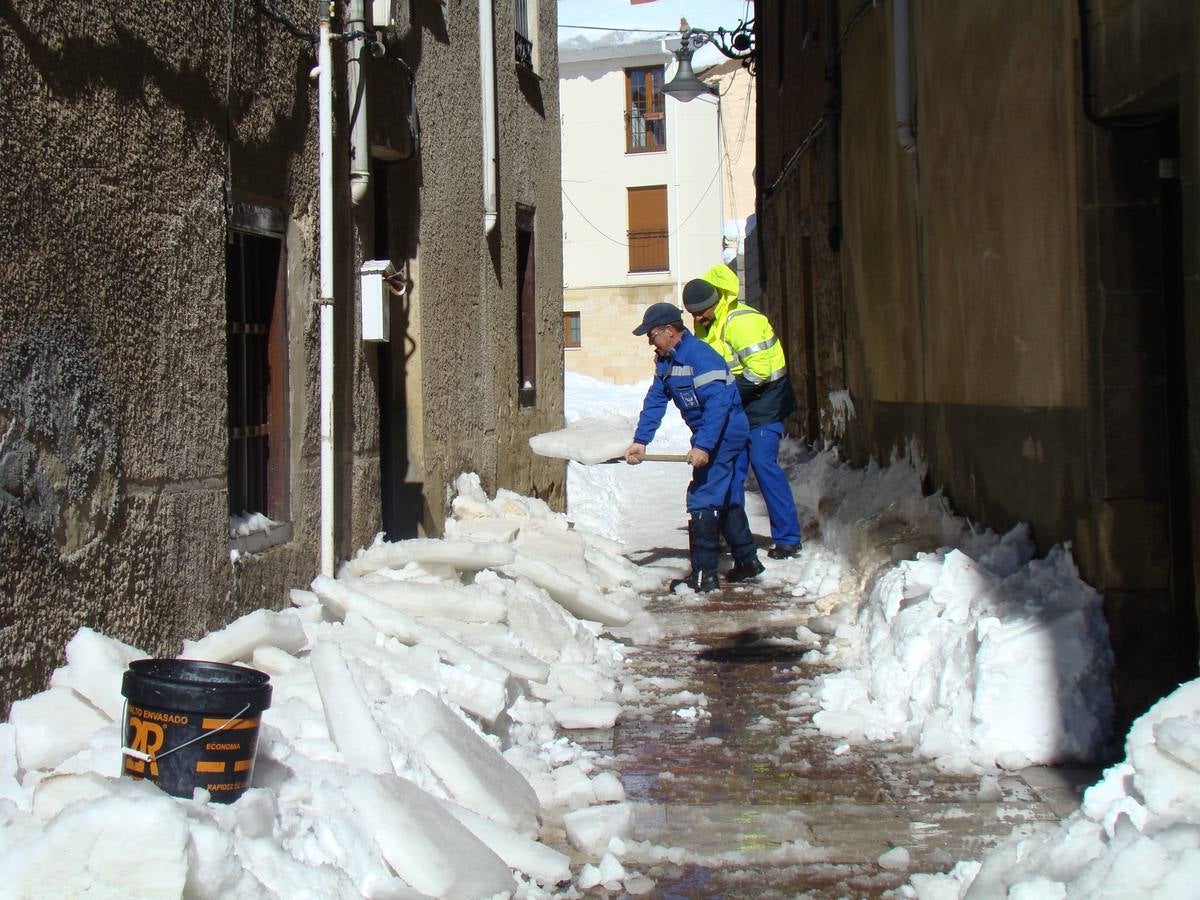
[682,264,802,560]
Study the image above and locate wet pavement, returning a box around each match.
[569,578,1098,898]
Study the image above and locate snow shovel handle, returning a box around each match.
[600,452,691,464]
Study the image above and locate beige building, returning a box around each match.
[0,0,564,713]
[704,57,758,282]
[559,33,723,384]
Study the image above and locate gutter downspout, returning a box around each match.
[479,0,498,233]
[672,95,682,299]
[347,0,371,204]
[317,5,336,577]
[893,0,917,153]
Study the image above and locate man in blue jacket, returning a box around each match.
[623,303,764,592]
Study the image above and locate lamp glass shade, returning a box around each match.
[662,54,712,102]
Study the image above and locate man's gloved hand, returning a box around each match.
[686,447,710,468]
[624,443,647,465]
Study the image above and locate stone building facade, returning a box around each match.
[755,0,1200,730]
[0,0,564,713]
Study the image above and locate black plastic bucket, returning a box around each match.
[121,658,272,803]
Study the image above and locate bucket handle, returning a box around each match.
[121,701,253,764]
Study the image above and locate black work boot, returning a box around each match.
[767,544,801,560]
[669,509,721,592]
[725,556,765,583]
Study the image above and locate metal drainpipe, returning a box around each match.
[893,0,917,153]
[479,0,498,233]
[318,3,336,577]
[347,0,371,205]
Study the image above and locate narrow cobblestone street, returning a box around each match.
[572,575,1099,898]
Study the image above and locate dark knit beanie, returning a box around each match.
[682,278,719,313]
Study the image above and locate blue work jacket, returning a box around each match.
[633,330,748,453]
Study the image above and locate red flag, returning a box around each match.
[630,0,658,5]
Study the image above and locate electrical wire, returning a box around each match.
[562,150,724,249]
[255,0,316,43]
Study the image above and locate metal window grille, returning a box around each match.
[625,67,666,153]
[225,231,283,517]
[514,0,533,69]
[627,229,670,272]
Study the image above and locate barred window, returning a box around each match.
[225,217,289,534]
[625,66,666,153]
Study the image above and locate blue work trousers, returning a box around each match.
[748,422,801,546]
[686,429,747,514]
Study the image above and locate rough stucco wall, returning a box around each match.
[0,0,458,711]
[915,0,1083,409]
[397,0,564,528]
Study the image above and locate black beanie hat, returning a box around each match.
[682,278,719,313]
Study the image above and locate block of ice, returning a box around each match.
[442,800,572,887]
[49,627,145,721]
[562,802,633,855]
[9,686,108,772]
[878,846,911,870]
[0,791,189,897]
[181,608,307,664]
[591,770,626,803]
[548,700,622,730]
[30,772,114,822]
[351,578,507,624]
[503,553,632,627]
[341,539,515,579]
[344,772,514,899]
[312,576,509,684]
[444,517,522,543]
[310,641,393,775]
[528,413,635,465]
[398,690,540,837]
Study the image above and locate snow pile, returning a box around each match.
[903,679,1200,899]
[0,474,653,898]
[784,447,1113,770]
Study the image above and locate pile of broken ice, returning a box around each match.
[0,474,658,898]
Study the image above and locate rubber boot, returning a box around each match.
[721,505,764,583]
[672,510,720,592]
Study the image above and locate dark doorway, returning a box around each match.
[375,163,421,540]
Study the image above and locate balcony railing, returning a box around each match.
[628,229,669,273]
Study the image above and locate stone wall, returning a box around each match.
[0,0,564,712]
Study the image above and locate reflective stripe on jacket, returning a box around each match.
[696,300,796,426]
[633,331,747,454]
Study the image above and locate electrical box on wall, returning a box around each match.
[360,259,394,342]
[371,0,393,28]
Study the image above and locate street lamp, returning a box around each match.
[662,18,756,102]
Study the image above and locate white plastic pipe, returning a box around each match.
[347,0,371,205]
[318,11,336,578]
[479,0,498,232]
[671,96,682,298]
[893,0,917,153]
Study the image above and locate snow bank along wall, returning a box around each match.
[755,0,1200,729]
[0,0,565,713]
